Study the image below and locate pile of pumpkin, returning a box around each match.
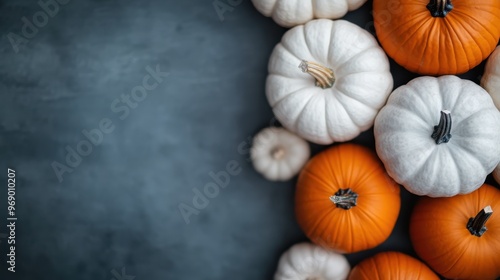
[248,0,500,279]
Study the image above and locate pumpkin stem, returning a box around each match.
[330,188,358,210]
[431,110,452,144]
[467,206,493,237]
[427,0,453,17]
[271,147,285,160]
[299,60,335,89]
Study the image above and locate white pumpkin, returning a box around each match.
[375,75,500,197]
[251,0,367,28]
[266,19,393,145]
[481,46,500,109]
[274,242,350,280]
[251,127,309,181]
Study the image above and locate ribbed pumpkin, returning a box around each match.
[481,46,500,109]
[373,0,500,75]
[410,184,500,280]
[348,252,439,280]
[295,144,401,253]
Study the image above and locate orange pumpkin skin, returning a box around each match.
[373,0,500,75]
[410,184,500,280]
[295,144,401,253]
[348,252,439,280]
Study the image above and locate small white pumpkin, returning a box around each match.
[481,46,500,109]
[251,0,367,28]
[251,127,309,181]
[375,75,500,197]
[266,19,393,145]
[274,242,350,280]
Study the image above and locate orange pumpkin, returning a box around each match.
[373,0,500,75]
[348,251,439,280]
[410,184,500,280]
[295,144,401,253]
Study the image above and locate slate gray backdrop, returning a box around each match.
[0,0,496,279]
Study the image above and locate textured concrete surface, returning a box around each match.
[0,0,496,279]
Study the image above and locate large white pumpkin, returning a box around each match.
[375,75,500,197]
[251,0,367,28]
[266,19,393,145]
[274,242,350,280]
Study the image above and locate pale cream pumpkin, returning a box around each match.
[274,242,350,280]
[482,46,500,109]
[482,46,500,186]
[375,75,500,197]
[251,0,367,28]
[266,19,393,145]
[251,127,309,181]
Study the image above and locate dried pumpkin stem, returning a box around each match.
[427,0,453,17]
[299,60,335,89]
[467,206,493,237]
[271,147,285,160]
[431,110,452,144]
[330,188,358,210]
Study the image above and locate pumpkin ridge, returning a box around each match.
[304,19,333,64]
[437,77,461,114]
[445,19,480,70]
[300,169,338,196]
[355,204,390,248]
[408,80,443,123]
[325,20,370,66]
[301,23,316,62]
[333,46,374,74]
[452,109,488,131]
[280,29,314,65]
[450,10,498,46]
[300,204,332,240]
[334,78,381,110]
[323,144,340,186]
[416,19,439,73]
[390,84,436,125]
[447,15,488,64]
[375,9,429,42]
[268,0,279,17]
[292,92,318,132]
[441,19,470,71]
[269,85,311,107]
[439,237,471,277]
[442,146,463,195]
[441,24,458,73]
[346,209,358,252]
[351,167,387,194]
[273,90,317,133]
[310,0,319,18]
[324,94,336,142]
[280,155,296,178]
[318,204,347,250]
[334,89,373,127]
[326,94,360,141]
[380,15,432,62]
[400,147,437,190]
[309,206,340,248]
[382,105,430,131]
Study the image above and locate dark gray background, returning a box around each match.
[0,0,498,279]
